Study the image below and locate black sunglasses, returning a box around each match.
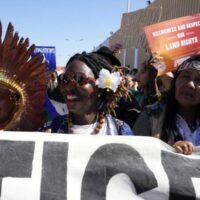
[58,72,95,87]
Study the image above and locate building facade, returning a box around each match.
[108,0,200,68]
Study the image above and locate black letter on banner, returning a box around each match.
[162,151,200,200]
[81,143,157,200]
[0,140,35,196]
[40,142,68,200]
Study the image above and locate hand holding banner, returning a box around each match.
[144,13,200,75]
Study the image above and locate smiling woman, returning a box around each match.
[133,54,200,154]
[43,52,133,135]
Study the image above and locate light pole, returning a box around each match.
[127,0,131,12]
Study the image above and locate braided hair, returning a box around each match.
[66,52,130,115]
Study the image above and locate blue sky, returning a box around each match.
[0,0,151,66]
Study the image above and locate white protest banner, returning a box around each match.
[0,132,199,200]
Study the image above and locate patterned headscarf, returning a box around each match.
[176,54,200,73]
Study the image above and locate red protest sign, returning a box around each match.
[144,13,200,75]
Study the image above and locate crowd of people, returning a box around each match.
[0,22,199,156]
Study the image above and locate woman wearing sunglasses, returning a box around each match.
[43,52,133,135]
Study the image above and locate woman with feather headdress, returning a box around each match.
[0,22,49,131]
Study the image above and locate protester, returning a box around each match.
[0,22,49,131]
[47,70,59,92]
[116,52,175,127]
[115,55,162,127]
[133,59,161,107]
[45,70,68,126]
[126,73,137,90]
[133,54,200,155]
[43,52,133,135]
[127,68,138,88]
[131,53,174,109]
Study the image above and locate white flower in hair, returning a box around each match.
[96,69,122,92]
